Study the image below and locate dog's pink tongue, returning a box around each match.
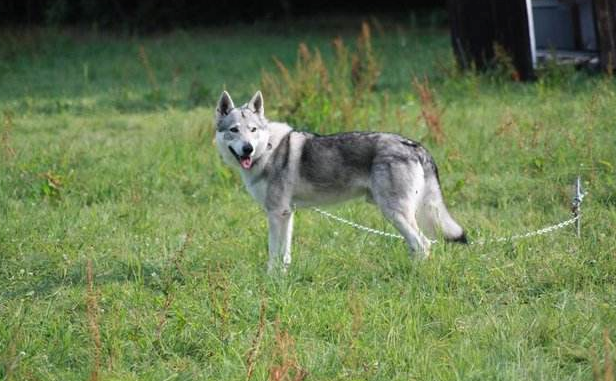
[240,157,252,169]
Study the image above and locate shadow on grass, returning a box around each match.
[9,87,217,116]
[1,258,173,300]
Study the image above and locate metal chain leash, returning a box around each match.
[310,207,412,240]
[467,214,579,246]
[310,177,586,247]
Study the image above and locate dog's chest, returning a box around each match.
[244,175,268,205]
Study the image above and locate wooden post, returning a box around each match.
[447,0,535,80]
[594,0,616,73]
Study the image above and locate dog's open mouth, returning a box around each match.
[229,147,253,169]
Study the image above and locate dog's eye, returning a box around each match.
[230,127,239,133]
[250,127,257,133]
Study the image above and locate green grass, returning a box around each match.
[1,20,616,380]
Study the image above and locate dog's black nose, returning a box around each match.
[242,143,254,155]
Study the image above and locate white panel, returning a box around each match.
[526,0,537,68]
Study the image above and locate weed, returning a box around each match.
[268,319,307,381]
[245,298,267,381]
[39,170,63,200]
[138,44,161,101]
[536,50,577,89]
[493,43,521,82]
[412,76,445,144]
[261,22,381,132]
[171,231,192,280]
[592,330,615,381]
[2,110,16,160]
[351,21,381,95]
[0,305,25,381]
[207,264,232,343]
[155,292,175,343]
[86,260,102,381]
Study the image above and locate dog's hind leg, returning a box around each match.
[267,208,294,273]
[371,163,431,259]
[418,175,467,243]
[382,204,431,259]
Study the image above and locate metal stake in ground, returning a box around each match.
[572,176,585,238]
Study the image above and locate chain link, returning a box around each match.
[310,207,581,246]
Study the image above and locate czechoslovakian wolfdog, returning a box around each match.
[215,90,467,272]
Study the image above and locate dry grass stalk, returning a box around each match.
[591,329,615,381]
[339,288,366,374]
[172,65,182,88]
[332,36,348,66]
[495,109,518,137]
[412,76,445,145]
[2,110,16,159]
[298,43,311,65]
[260,23,381,132]
[41,171,62,191]
[312,49,331,93]
[138,45,159,92]
[348,292,364,339]
[350,54,361,89]
[2,308,25,381]
[369,17,385,38]
[605,329,614,381]
[585,93,598,182]
[207,265,231,342]
[171,231,192,279]
[272,57,294,91]
[593,347,603,381]
[245,298,267,381]
[493,43,520,81]
[352,21,380,95]
[379,91,390,131]
[3,339,18,381]
[155,232,192,345]
[395,107,405,134]
[294,44,331,95]
[86,259,102,381]
[261,68,282,104]
[331,36,351,98]
[155,292,175,342]
[268,318,307,381]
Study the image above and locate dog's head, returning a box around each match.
[215,91,270,171]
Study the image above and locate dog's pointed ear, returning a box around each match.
[248,91,264,119]
[216,91,235,119]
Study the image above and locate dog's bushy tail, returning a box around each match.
[419,167,467,244]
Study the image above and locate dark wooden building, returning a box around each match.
[448,0,616,80]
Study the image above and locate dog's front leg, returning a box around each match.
[267,208,294,273]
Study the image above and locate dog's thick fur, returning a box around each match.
[215,91,466,272]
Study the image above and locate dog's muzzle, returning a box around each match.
[229,145,254,169]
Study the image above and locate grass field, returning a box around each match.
[1,19,616,380]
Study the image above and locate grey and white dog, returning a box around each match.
[215,90,467,272]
